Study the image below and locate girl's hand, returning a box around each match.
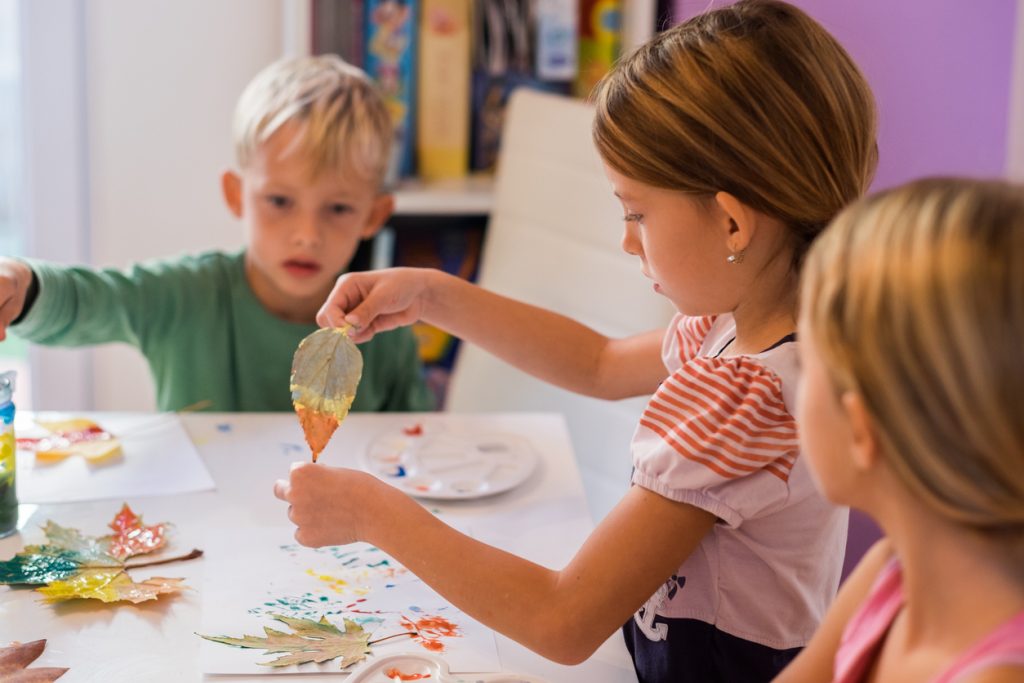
[316,267,437,344]
[273,462,387,547]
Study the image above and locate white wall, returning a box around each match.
[79,0,284,410]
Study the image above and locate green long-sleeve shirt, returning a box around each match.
[13,250,434,413]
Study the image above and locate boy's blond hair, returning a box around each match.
[801,177,1024,536]
[232,54,392,185]
[592,0,877,270]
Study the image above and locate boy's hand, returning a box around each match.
[316,267,432,344]
[274,462,386,547]
[0,258,34,341]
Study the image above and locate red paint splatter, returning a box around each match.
[402,424,423,436]
[18,423,112,450]
[383,668,431,681]
[399,614,461,653]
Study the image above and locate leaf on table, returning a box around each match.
[0,504,197,603]
[200,614,372,669]
[18,418,122,464]
[290,327,363,462]
[0,639,68,681]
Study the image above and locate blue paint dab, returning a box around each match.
[216,423,232,433]
[367,559,391,568]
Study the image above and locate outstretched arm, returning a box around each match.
[318,268,667,399]
[275,463,716,665]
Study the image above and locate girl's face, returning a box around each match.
[795,316,858,504]
[602,164,735,317]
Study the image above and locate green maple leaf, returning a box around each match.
[0,504,200,603]
[200,614,372,669]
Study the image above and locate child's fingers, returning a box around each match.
[273,478,291,502]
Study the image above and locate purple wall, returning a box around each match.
[673,0,1017,189]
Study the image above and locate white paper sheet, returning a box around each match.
[14,412,215,503]
[199,526,500,676]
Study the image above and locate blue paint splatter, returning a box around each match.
[367,559,391,568]
[389,465,407,477]
[216,423,232,433]
[248,592,386,624]
[280,442,304,457]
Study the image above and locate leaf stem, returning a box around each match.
[124,548,204,569]
[367,630,417,646]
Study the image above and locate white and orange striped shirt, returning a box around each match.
[630,313,848,650]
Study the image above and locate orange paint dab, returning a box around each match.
[295,405,339,462]
[383,668,432,681]
[402,423,423,436]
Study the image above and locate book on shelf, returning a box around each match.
[364,0,419,181]
[417,0,473,180]
[311,0,365,66]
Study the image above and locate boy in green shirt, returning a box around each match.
[0,55,433,413]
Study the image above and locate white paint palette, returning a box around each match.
[364,425,538,500]
[346,652,548,683]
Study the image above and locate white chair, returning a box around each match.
[445,89,675,522]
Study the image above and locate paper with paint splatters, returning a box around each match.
[198,526,499,675]
[290,327,363,462]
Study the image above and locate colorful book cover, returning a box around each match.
[364,0,418,181]
[574,0,621,98]
[417,0,473,180]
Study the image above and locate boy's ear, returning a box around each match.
[221,170,244,218]
[842,391,881,473]
[713,192,758,253]
[360,193,395,240]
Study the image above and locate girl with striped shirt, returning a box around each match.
[277,2,877,680]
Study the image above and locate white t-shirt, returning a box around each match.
[630,313,848,649]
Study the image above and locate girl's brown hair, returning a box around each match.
[592,0,877,267]
[802,177,1024,534]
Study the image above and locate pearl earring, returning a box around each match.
[727,251,745,264]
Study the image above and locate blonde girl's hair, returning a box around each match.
[592,0,878,268]
[802,177,1024,534]
[232,54,392,185]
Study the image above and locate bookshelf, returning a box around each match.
[393,174,494,216]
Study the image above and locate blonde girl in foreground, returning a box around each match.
[277,1,877,680]
[777,177,1024,683]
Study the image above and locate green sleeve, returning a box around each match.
[11,258,187,349]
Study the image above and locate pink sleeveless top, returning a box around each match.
[834,559,1024,682]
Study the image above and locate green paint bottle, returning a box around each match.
[0,371,17,538]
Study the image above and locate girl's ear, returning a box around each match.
[714,192,758,253]
[221,170,243,218]
[842,391,880,472]
[360,193,395,240]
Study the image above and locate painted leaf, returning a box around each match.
[290,327,363,462]
[0,639,68,681]
[37,571,187,604]
[0,504,194,603]
[18,418,122,464]
[200,614,372,669]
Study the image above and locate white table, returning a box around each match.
[0,412,636,682]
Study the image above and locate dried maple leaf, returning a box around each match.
[0,504,201,603]
[200,614,373,669]
[0,639,68,681]
[291,327,363,462]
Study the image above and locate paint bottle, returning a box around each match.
[0,371,17,538]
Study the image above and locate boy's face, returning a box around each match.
[222,122,393,322]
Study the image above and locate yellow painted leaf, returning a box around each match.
[37,569,187,603]
[290,327,362,462]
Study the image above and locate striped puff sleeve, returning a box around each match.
[631,355,799,528]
